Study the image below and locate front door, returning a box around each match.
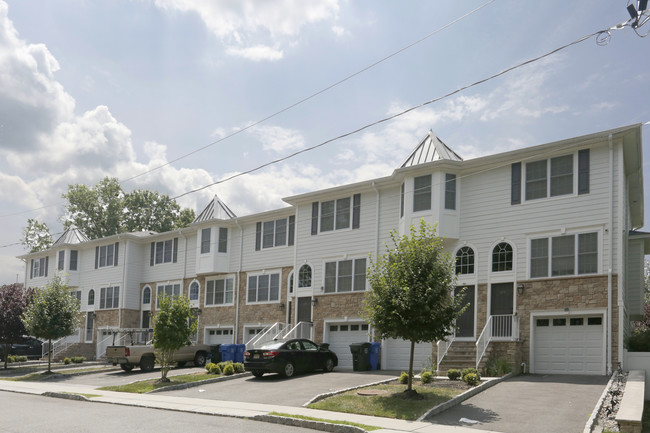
[297,297,312,323]
[490,283,513,337]
[454,285,475,338]
[141,310,150,329]
[85,312,94,342]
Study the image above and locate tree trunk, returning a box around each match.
[2,344,8,369]
[47,338,52,373]
[408,340,415,392]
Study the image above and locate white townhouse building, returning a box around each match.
[20,124,647,375]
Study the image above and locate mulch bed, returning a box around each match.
[387,378,475,390]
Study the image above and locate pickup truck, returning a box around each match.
[106,343,211,372]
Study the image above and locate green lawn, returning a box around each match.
[1,367,113,382]
[307,383,465,420]
[99,372,216,393]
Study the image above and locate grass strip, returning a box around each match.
[269,412,382,431]
[307,383,464,421]
[1,367,114,381]
[99,372,216,393]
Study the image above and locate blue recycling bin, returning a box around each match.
[235,344,246,363]
[220,344,236,362]
[369,342,381,370]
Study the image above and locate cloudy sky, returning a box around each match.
[1,0,649,284]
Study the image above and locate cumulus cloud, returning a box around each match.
[153,0,340,60]
[247,125,305,153]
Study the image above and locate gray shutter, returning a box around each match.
[352,194,361,229]
[45,256,49,277]
[114,242,119,266]
[30,259,34,279]
[311,202,319,235]
[511,162,521,205]
[173,238,178,263]
[95,246,99,269]
[150,242,155,266]
[288,215,295,246]
[578,149,590,195]
[255,222,262,251]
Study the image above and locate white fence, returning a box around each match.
[623,350,650,396]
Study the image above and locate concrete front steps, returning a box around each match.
[46,343,96,362]
[438,341,478,373]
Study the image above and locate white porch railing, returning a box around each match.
[46,328,82,359]
[476,314,519,368]
[436,333,455,367]
[246,322,287,349]
[280,322,313,340]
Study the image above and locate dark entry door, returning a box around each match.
[454,285,475,338]
[490,283,513,337]
[142,310,150,329]
[297,297,312,323]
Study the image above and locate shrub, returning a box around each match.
[217,361,231,371]
[447,369,461,380]
[233,362,245,374]
[461,367,479,379]
[71,356,85,364]
[205,362,217,373]
[222,363,235,376]
[463,372,480,386]
[7,355,15,363]
[484,355,512,377]
[625,329,650,352]
[63,357,71,365]
[398,371,411,384]
[11,355,27,362]
[420,371,434,384]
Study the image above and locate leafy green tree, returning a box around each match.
[0,284,34,368]
[21,219,53,253]
[60,177,195,239]
[152,294,197,382]
[21,276,80,373]
[363,221,465,393]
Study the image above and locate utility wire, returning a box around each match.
[172,22,630,200]
[122,0,497,183]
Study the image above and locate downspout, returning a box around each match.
[616,143,626,370]
[607,134,613,375]
[372,182,380,257]
[119,237,126,329]
[235,219,243,344]
[291,206,299,326]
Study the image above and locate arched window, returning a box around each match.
[492,242,513,272]
[455,247,474,275]
[189,281,199,301]
[298,264,312,288]
[88,289,95,306]
[142,286,151,305]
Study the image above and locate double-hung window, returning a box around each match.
[444,174,456,210]
[156,283,181,306]
[201,228,211,254]
[69,250,78,271]
[324,258,367,293]
[206,278,234,306]
[311,194,361,234]
[99,286,120,309]
[255,217,295,249]
[30,257,48,278]
[95,243,119,268]
[150,238,178,265]
[413,175,432,212]
[247,273,280,303]
[530,232,598,278]
[58,251,65,271]
[218,228,228,253]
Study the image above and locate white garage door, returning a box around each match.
[326,323,370,369]
[534,315,604,375]
[206,328,234,345]
[383,339,434,371]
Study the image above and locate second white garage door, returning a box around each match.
[533,315,604,375]
[326,323,370,369]
[383,339,435,371]
[205,328,234,345]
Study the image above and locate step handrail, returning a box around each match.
[436,333,455,367]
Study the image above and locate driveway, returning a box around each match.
[426,374,609,433]
[161,370,398,407]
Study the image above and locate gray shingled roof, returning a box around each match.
[400,130,463,168]
[193,195,237,223]
[53,224,90,246]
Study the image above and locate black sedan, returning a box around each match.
[1,336,43,360]
[244,339,338,378]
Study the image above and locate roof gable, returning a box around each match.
[53,224,89,246]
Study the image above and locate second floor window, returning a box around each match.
[69,250,78,271]
[247,273,280,303]
[413,174,432,212]
[150,238,178,265]
[492,242,513,272]
[530,232,598,278]
[201,228,211,254]
[311,194,360,235]
[206,278,234,305]
[256,217,294,250]
[58,251,65,271]
[30,257,48,278]
[324,258,366,293]
[156,283,181,306]
[455,247,474,275]
[99,286,119,309]
[95,242,119,268]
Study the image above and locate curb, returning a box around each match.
[42,391,91,401]
[303,376,396,406]
[146,371,252,393]
[582,370,618,433]
[252,415,366,433]
[416,373,513,421]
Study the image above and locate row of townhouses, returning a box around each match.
[19,124,647,375]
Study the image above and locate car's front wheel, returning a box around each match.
[194,351,207,367]
[282,362,295,378]
[324,357,335,372]
[252,370,264,378]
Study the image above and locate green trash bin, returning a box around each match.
[349,342,372,371]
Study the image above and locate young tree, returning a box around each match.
[363,220,465,394]
[21,219,53,253]
[21,276,80,373]
[0,284,34,369]
[152,294,197,382]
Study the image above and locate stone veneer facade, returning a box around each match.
[312,291,367,342]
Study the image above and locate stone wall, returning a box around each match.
[312,291,367,343]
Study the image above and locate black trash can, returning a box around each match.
[349,342,372,371]
[209,344,222,363]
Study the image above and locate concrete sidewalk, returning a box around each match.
[0,379,498,433]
